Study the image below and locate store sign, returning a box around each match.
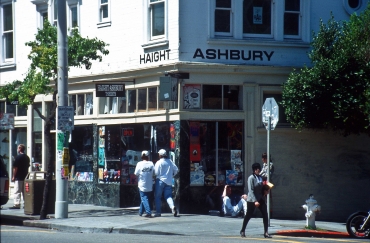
[122,128,134,137]
[6,100,19,105]
[140,49,170,64]
[96,84,125,97]
[193,48,274,61]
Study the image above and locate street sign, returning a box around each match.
[57,106,74,131]
[262,98,279,130]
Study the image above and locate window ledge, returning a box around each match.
[0,62,16,70]
[97,21,111,28]
[142,40,169,50]
[207,38,310,48]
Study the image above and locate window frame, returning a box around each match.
[214,0,233,37]
[97,0,111,28]
[69,93,94,116]
[149,0,166,41]
[1,1,14,65]
[283,0,302,39]
[242,0,273,38]
[68,3,79,32]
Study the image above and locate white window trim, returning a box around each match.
[36,3,48,29]
[97,0,111,28]
[68,2,80,33]
[0,0,15,67]
[143,0,168,47]
[343,0,367,15]
[283,1,302,40]
[213,0,233,37]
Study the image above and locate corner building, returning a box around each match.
[1,0,369,221]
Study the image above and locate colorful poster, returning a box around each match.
[190,171,204,185]
[226,170,238,185]
[189,122,201,161]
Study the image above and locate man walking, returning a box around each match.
[154,149,178,217]
[10,144,30,209]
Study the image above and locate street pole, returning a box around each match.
[55,0,68,219]
[267,116,271,226]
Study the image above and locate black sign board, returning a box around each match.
[95,84,125,97]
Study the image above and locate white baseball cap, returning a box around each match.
[158,149,167,156]
[141,150,149,157]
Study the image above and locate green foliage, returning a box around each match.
[0,21,109,105]
[282,5,370,136]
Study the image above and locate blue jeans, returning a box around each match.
[139,190,152,215]
[155,179,174,214]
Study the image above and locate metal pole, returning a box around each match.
[55,0,68,219]
[267,116,271,226]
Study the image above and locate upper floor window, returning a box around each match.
[69,4,79,31]
[0,101,27,117]
[98,0,111,27]
[150,0,165,40]
[284,0,301,38]
[215,0,232,36]
[53,0,58,26]
[211,0,307,42]
[243,0,272,37]
[1,2,14,63]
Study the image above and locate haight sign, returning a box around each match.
[140,49,170,64]
[96,84,125,97]
[192,48,274,61]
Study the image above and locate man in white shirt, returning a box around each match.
[134,150,155,217]
[222,185,247,217]
[154,149,178,217]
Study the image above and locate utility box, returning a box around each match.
[159,76,178,101]
[24,171,56,215]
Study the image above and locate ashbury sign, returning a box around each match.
[193,48,274,61]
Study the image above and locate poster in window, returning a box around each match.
[183,84,201,109]
[253,7,263,24]
[226,170,238,185]
[189,122,201,161]
[190,171,204,185]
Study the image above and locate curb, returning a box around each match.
[276,229,350,238]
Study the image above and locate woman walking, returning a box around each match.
[240,163,271,238]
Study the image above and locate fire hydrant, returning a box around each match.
[302,194,321,229]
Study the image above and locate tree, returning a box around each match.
[281,5,370,136]
[0,21,109,219]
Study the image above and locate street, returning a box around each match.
[1,225,368,243]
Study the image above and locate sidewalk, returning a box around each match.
[0,201,349,238]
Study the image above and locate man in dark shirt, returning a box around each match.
[10,144,30,209]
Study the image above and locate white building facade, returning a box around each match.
[1,0,369,220]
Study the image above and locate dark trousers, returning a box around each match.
[241,200,268,233]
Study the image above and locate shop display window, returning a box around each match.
[70,126,94,181]
[190,121,243,186]
[97,122,174,184]
[99,97,126,114]
[69,93,93,116]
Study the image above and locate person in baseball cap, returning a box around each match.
[134,150,155,217]
[154,149,178,217]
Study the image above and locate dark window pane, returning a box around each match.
[243,0,271,34]
[216,0,231,8]
[3,4,13,31]
[203,85,222,109]
[5,33,13,59]
[285,0,300,11]
[284,13,299,35]
[152,2,164,36]
[349,0,360,8]
[138,89,147,111]
[215,10,230,32]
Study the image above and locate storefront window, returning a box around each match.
[99,97,126,114]
[97,122,175,184]
[190,121,243,186]
[69,93,93,115]
[70,126,94,181]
